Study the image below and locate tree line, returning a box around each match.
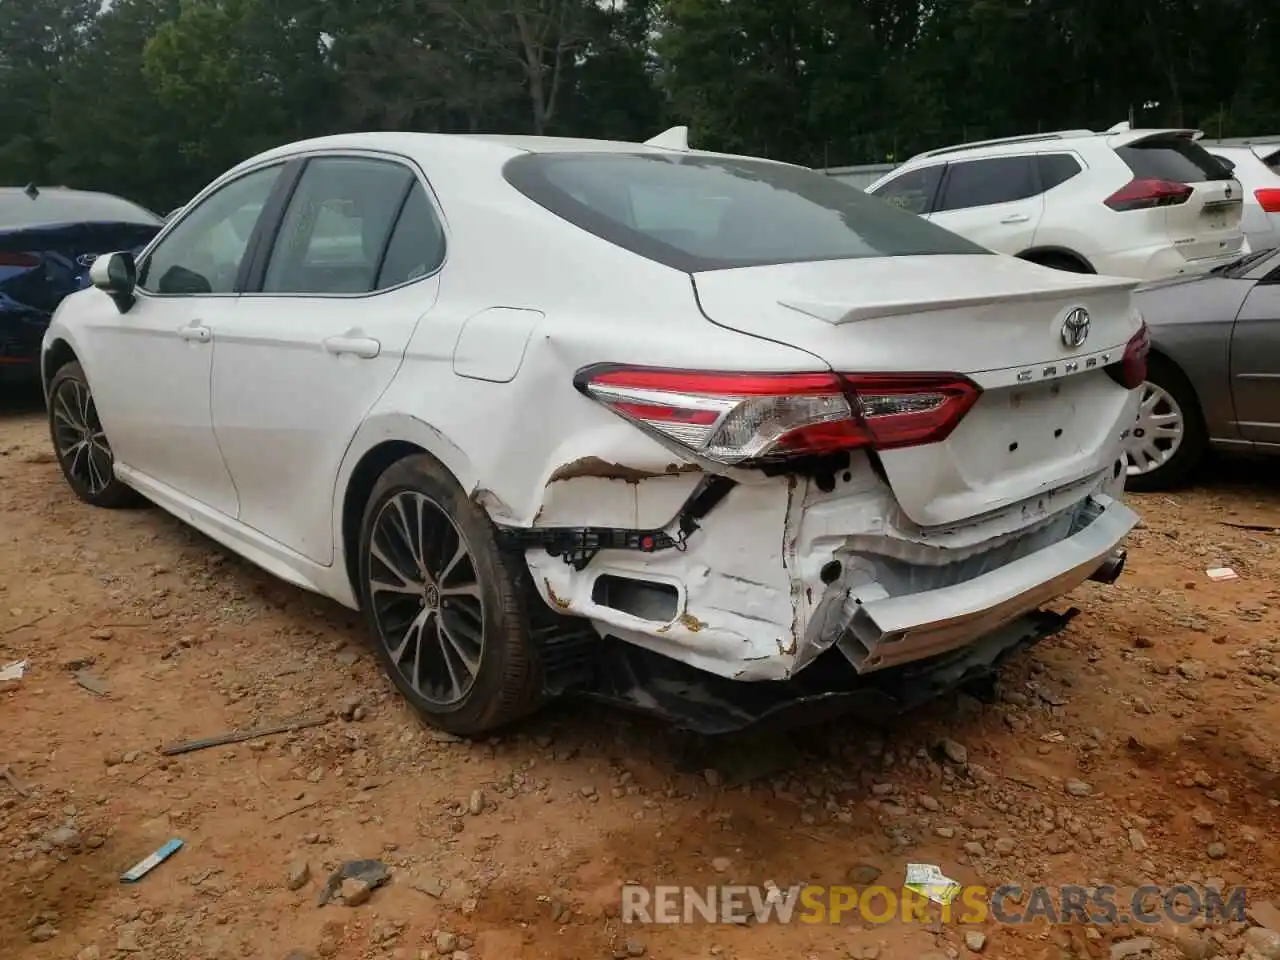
[1,0,1277,213]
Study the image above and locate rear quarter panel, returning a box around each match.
[1133,275,1254,439]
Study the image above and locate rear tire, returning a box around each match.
[357,454,544,735]
[47,361,141,508]
[1123,355,1208,492]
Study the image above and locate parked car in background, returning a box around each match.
[42,129,1143,735]
[1,185,161,385]
[1200,139,1280,253]
[1125,247,1280,489]
[865,126,1245,281]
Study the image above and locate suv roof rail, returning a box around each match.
[914,130,1095,160]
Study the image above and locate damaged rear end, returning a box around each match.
[685,253,1146,683]
[503,148,1145,731]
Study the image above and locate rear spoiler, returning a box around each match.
[1105,122,1204,145]
[781,276,1140,325]
[1254,144,1280,165]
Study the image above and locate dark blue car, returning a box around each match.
[1,185,162,385]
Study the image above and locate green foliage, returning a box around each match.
[0,0,1276,210]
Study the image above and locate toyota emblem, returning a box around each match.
[1061,307,1091,348]
[76,253,99,267]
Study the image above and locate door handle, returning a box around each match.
[1000,213,1031,224]
[179,324,211,343]
[323,335,381,359]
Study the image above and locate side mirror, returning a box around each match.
[89,251,138,312]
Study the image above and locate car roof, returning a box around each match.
[1203,142,1280,163]
[229,131,782,180]
[893,126,1204,171]
[0,186,161,230]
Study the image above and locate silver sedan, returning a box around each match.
[1126,247,1280,490]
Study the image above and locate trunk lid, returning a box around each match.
[693,254,1143,527]
[0,221,161,314]
[1110,131,1245,262]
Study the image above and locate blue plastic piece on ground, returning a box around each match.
[120,838,183,882]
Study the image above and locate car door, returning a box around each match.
[1231,254,1280,446]
[84,163,285,516]
[209,152,447,565]
[926,155,1045,254]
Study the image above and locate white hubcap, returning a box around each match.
[1125,381,1185,476]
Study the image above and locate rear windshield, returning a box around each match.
[1116,137,1234,183]
[1262,148,1280,174]
[0,189,161,230]
[503,152,990,272]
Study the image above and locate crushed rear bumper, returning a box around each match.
[833,494,1137,673]
[550,605,1082,735]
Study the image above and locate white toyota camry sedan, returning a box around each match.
[41,129,1148,735]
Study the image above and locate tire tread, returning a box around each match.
[357,453,544,735]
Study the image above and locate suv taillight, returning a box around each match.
[1256,188,1280,214]
[1106,324,1150,390]
[574,366,981,465]
[1104,178,1193,211]
[0,252,40,268]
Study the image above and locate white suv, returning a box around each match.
[866,126,1246,281]
[1200,139,1280,252]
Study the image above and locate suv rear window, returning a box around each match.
[503,153,989,272]
[1116,137,1233,183]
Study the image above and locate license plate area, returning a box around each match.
[956,378,1098,479]
[1201,199,1242,232]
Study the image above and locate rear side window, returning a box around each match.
[1116,137,1233,183]
[376,185,446,288]
[262,157,416,294]
[935,156,1039,212]
[1038,153,1082,191]
[869,165,942,215]
[503,153,989,272]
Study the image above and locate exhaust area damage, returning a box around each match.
[501,448,1134,732]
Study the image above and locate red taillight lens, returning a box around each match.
[0,252,40,268]
[575,366,981,464]
[1104,179,1193,212]
[1114,323,1150,390]
[1255,188,1280,214]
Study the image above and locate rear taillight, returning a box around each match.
[575,366,981,465]
[1104,179,1193,212]
[0,252,40,268]
[1255,188,1280,214]
[1107,323,1150,390]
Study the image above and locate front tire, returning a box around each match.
[357,454,544,735]
[1123,355,1208,492]
[47,361,140,508]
